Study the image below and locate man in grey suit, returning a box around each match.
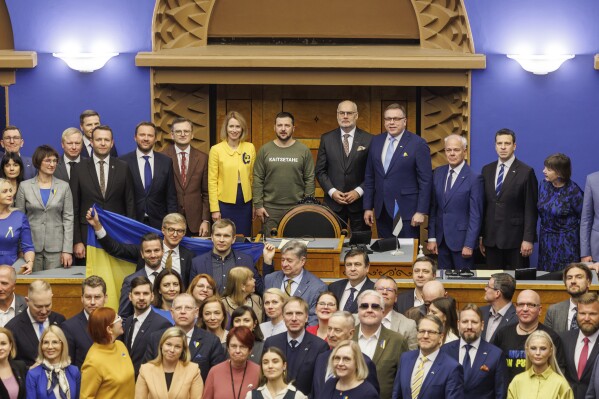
[315,100,373,232]
[55,127,83,182]
[0,265,27,327]
[480,272,517,342]
[581,171,599,262]
[374,275,418,349]
[545,262,592,334]
[263,240,327,326]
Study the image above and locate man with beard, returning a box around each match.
[441,303,508,399]
[492,289,566,383]
[253,111,315,234]
[560,292,599,399]
[545,263,592,334]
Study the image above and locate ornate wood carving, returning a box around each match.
[153,84,210,153]
[411,0,474,53]
[420,86,469,168]
[153,0,216,50]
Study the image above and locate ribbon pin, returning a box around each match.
[5,227,13,238]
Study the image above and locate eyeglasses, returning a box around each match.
[376,287,396,294]
[317,302,337,308]
[383,117,406,122]
[516,303,540,309]
[484,284,499,291]
[337,111,357,116]
[358,303,382,310]
[166,227,186,235]
[173,130,192,136]
[417,329,441,336]
[2,136,22,142]
[195,284,214,292]
[111,316,122,325]
[173,306,196,313]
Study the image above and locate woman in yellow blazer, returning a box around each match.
[209,111,255,236]
[135,326,204,399]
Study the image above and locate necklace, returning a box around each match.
[517,323,538,334]
[229,360,248,399]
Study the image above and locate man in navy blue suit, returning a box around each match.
[120,122,177,229]
[263,297,329,396]
[1,126,36,179]
[392,314,464,399]
[327,247,374,313]
[79,109,118,158]
[363,103,432,238]
[441,303,507,399]
[427,135,484,270]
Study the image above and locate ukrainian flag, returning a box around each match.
[86,206,264,310]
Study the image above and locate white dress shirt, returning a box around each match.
[381,131,404,165]
[458,336,481,366]
[162,244,181,275]
[494,155,515,186]
[411,349,439,386]
[358,325,382,360]
[131,306,152,345]
[0,294,16,327]
[176,146,191,175]
[136,148,155,190]
[92,154,110,193]
[575,329,599,370]
[339,278,368,311]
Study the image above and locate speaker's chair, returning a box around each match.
[272,204,343,238]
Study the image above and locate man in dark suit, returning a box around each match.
[427,134,484,269]
[0,265,27,327]
[263,296,329,396]
[123,276,172,377]
[315,100,373,233]
[312,310,379,397]
[121,122,177,229]
[355,290,409,399]
[561,292,599,399]
[54,127,83,182]
[480,272,517,342]
[392,314,464,399]
[79,109,118,158]
[546,263,592,334]
[480,128,538,269]
[1,126,36,179]
[144,293,225,383]
[328,247,374,313]
[189,218,270,293]
[61,275,107,368]
[396,256,437,314]
[263,240,327,325]
[70,125,135,262]
[161,117,210,236]
[363,103,432,238]
[441,303,507,399]
[5,280,66,367]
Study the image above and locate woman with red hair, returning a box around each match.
[203,326,260,399]
[81,307,135,398]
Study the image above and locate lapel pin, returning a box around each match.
[403,152,408,157]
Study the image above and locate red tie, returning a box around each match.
[180,152,187,186]
[578,337,590,379]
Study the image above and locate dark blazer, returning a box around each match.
[312,349,380,398]
[61,310,93,368]
[396,290,415,314]
[122,309,172,377]
[392,349,464,399]
[585,354,599,399]
[5,311,66,367]
[481,158,538,249]
[70,157,136,245]
[480,304,517,343]
[362,130,432,233]
[144,326,226,383]
[429,163,484,251]
[54,156,70,182]
[264,270,327,326]
[263,331,329,396]
[14,294,27,316]
[120,150,178,229]
[25,364,80,399]
[315,127,373,213]
[0,359,27,399]
[441,339,508,399]
[21,155,36,180]
[327,277,375,313]
[560,328,599,399]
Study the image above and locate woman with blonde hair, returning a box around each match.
[135,326,204,399]
[0,327,27,399]
[259,288,288,338]
[507,330,573,399]
[25,325,80,399]
[208,111,256,236]
[222,267,263,322]
[322,340,378,399]
[0,177,34,273]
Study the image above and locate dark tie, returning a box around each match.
[495,163,505,196]
[445,169,454,195]
[98,160,106,197]
[570,307,579,330]
[342,134,350,157]
[290,339,298,349]
[383,137,396,173]
[88,144,93,157]
[127,318,138,350]
[180,152,187,186]
[143,155,152,194]
[343,288,357,312]
[68,161,76,178]
[578,337,590,379]
[463,343,473,378]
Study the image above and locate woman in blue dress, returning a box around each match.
[0,178,34,274]
[537,153,583,272]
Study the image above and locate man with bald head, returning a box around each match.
[0,265,26,327]
[315,100,373,232]
[427,134,484,269]
[422,280,447,312]
[492,289,566,383]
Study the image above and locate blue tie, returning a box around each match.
[143,155,152,194]
[495,163,505,196]
[383,137,396,173]
[343,288,357,312]
[463,343,472,378]
[38,322,44,337]
[445,169,454,195]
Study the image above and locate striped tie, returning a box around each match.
[411,356,428,399]
[495,163,505,196]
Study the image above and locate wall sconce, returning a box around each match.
[507,54,574,75]
[52,52,119,73]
